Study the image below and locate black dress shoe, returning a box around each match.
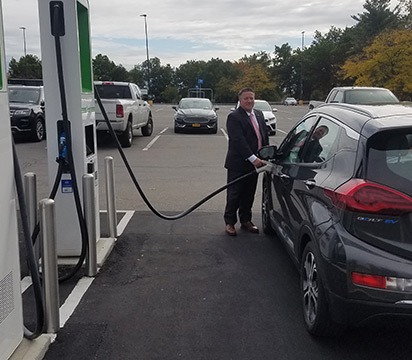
[225,224,237,236]
[241,221,259,233]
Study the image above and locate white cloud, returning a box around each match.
[0,0,395,69]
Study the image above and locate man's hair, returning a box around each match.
[238,87,255,98]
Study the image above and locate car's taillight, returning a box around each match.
[324,179,412,215]
[116,104,124,118]
[352,272,412,292]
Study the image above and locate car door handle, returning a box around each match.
[304,179,316,189]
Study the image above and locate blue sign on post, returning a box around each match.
[198,78,203,85]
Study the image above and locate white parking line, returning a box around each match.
[221,128,228,140]
[60,277,94,328]
[277,129,288,135]
[142,127,168,151]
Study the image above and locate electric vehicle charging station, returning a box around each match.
[0,1,24,358]
[38,0,100,256]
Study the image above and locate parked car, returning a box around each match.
[258,103,412,336]
[94,81,153,148]
[8,85,46,142]
[309,86,399,110]
[283,97,297,106]
[173,97,218,133]
[231,99,277,136]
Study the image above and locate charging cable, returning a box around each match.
[94,88,270,220]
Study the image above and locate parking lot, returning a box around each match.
[15,104,412,359]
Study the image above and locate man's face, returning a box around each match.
[312,126,327,140]
[239,91,255,112]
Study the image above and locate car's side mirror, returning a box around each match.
[230,107,235,112]
[272,108,278,113]
[172,106,178,111]
[258,145,278,160]
[215,107,219,111]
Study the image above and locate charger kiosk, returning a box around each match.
[38,0,99,256]
[0,1,24,358]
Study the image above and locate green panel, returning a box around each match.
[0,57,3,89]
[77,2,92,93]
[0,44,3,89]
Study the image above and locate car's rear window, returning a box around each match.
[345,89,399,104]
[367,130,412,196]
[95,85,132,99]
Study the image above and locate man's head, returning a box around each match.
[312,125,329,140]
[238,87,255,112]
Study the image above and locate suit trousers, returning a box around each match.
[224,169,258,225]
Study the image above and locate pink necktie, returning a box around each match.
[249,113,262,149]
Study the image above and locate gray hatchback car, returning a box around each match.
[258,103,412,336]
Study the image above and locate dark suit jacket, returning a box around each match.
[224,107,269,173]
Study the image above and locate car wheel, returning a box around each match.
[119,121,133,148]
[262,177,275,235]
[211,123,218,134]
[141,116,153,136]
[31,118,45,142]
[174,123,180,133]
[301,242,343,337]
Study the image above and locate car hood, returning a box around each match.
[261,110,276,120]
[177,109,216,117]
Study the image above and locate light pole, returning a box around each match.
[140,14,150,95]
[300,31,305,102]
[19,26,27,57]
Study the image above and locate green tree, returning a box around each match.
[351,0,401,52]
[341,29,412,99]
[232,62,274,100]
[8,55,42,79]
[93,54,129,81]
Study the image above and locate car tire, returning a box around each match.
[174,124,180,133]
[141,116,153,136]
[119,121,133,148]
[300,242,343,337]
[31,118,45,142]
[211,123,218,134]
[262,176,275,235]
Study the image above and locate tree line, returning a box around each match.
[8,0,412,103]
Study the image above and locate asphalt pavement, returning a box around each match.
[22,210,412,360]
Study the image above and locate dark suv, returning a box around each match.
[259,103,412,336]
[9,85,46,142]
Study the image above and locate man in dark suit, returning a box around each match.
[224,87,269,236]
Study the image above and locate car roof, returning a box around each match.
[330,86,392,91]
[181,97,210,101]
[314,103,412,137]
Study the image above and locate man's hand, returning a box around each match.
[252,158,265,168]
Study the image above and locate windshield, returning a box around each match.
[8,88,41,104]
[345,89,399,104]
[179,99,212,110]
[95,85,132,99]
[254,101,271,112]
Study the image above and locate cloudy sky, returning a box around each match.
[0,0,395,70]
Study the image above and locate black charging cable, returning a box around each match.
[12,138,44,340]
[94,88,267,220]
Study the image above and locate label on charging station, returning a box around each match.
[61,179,73,193]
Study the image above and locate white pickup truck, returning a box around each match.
[308,86,399,110]
[94,81,153,147]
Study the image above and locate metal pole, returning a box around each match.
[105,156,117,238]
[300,31,305,102]
[19,26,26,56]
[39,198,59,334]
[83,174,97,276]
[24,172,39,264]
[140,14,150,93]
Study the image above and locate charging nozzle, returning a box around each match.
[50,1,65,37]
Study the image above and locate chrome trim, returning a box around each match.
[395,300,412,305]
